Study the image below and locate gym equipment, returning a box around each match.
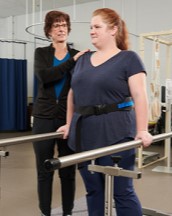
[139,30,172,171]
[1,132,172,215]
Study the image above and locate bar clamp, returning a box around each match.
[88,156,142,216]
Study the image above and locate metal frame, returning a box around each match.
[139,30,172,170]
[0,132,63,147]
[1,131,172,215]
[44,132,172,170]
[43,132,172,216]
[0,131,172,165]
[88,163,141,216]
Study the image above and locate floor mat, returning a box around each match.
[51,197,172,216]
[51,196,117,215]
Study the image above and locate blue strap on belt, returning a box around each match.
[117,100,134,109]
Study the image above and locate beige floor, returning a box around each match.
[0,131,172,216]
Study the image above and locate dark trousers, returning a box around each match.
[79,139,142,216]
[32,117,76,216]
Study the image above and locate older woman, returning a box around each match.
[32,10,88,216]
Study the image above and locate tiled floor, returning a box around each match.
[0,131,172,216]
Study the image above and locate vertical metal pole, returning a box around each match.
[138,35,145,168]
[24,43,26,60]
[121,0,124,19]
[104,174,114,216]
[32,0,35,34]
[25,0,29,28]
[165,46,172,168]
[39,0,43,22]
[102,0,105,7]
[138,146,143,168]
[73,0,76,21]
[11,16,15,59]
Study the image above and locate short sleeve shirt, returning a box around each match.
[68,50,146,151]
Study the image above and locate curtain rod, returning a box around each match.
[0,39,27,44]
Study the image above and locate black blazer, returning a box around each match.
[32,44,79,119]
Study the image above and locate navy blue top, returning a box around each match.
[68,50,146,151]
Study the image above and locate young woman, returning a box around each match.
[58,8,153,216]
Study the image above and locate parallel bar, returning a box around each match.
[44,132,172,171]
[0,132,63,147]
[0,131,172,169]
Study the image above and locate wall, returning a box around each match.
[0,0,172,101]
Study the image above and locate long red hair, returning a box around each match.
[93,8,129,50]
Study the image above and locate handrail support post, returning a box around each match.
[88,164,142,216]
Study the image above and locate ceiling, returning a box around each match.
[0,0,97,18]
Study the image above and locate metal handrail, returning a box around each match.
[0,132,63,147]
[44,132,172,171]
[0,131,172,171]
